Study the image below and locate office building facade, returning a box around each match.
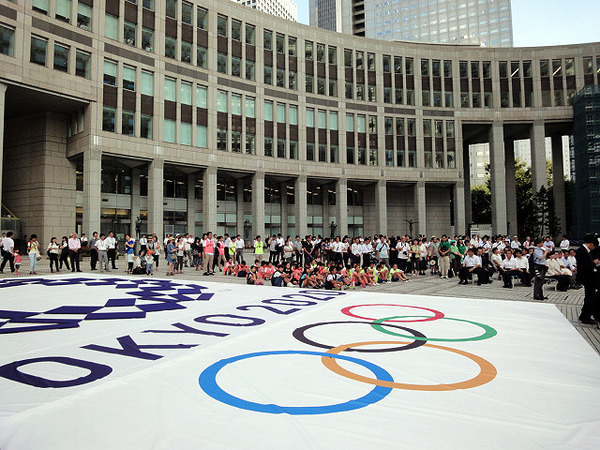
[0,0,597,246]
[236,0,297,22]
[311,0,513,47]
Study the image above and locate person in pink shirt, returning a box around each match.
[202,232,215,276]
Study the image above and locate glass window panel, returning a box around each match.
[540,60,550,77]
[264,30,272,50]
[328,46,337,65]
[197,7,208,29]
[217,91,228,112]
[165,36,176,59]
[394,56,403,74]
[181,82,192,104]
[305,41,314,60]
[102,106,116,132]
[196,125,207,147]
[217,52,227,73]
[316,43,325,63]
[166,0,176,19]
[164,77,176,101]
[289,37,297,56]
[306,108,314,127]
[196,85,207,108]
[103,60,117,85]
[246,60,255,80]
[181,122,192,145]
[123,66,136,91]
[217,15,228,37]
[141,71,153,96]
[53,43,69,72]
[345,114,353,132]
[75,50,90,78]
[231,20,242,41]
[264,65,272,84]
[33,0,49,13]
[121,110,135,136]
[329,111,338,130]
[164,119,176,143]
[182,2,192,24]
[0,25,15,56]
[318,110,326,128]
[105,14,118,40]
[345,49,352,68]
[357,115,366,133]
[30,36,47,66]
[141,114,153,139]
[197,46,207,68]
[264,101,273,121]
[231,94,242,115]
[77,2,92,30]
[124,21,136,47]
[142,28,154,52]
[231,56,241,77]
[276,33,284,53]
[181,41,191,63]
[56,0,71,22]
[246,24,255,44]
[289,105,298,125]
[245,97,255,118]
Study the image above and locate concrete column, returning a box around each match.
[251,171,265,238]
[551,135,567,234]
[187,173,196,235]
[0,83,6,211]
[415,181,427,237]
[462,141,472,227]
[280,181,288,235]
[375,179,387,234]
[335,177,348,237]
[147,158,164,236]
[322,183,331,235]
[295,175,308,237]
[130,168,141,239]
[82,147,102,236]
[236,178,245,236]
[530,121,547,194]
[505,139,518,236]
[454,181,466,236]
[489,122,507,235]
[202,166,217,232]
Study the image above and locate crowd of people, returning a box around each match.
[2,229,600,325]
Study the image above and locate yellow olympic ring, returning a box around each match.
[321,340,497,391]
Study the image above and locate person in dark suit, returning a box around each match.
[575,235,599,325]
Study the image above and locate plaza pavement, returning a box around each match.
[2,255,599,355]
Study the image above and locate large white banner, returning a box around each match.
[0,274,599,449]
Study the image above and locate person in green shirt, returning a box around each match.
[450,240,461,275]
[438,234,451,278]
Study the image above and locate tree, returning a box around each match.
[471,185,491,224]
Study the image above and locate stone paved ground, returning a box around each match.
[2,255,599,355]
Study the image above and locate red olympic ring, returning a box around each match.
[341,304,444,323]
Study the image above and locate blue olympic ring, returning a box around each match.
[199,350,394,415]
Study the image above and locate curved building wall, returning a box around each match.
[0,0,599,243]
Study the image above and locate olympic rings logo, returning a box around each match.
[199,304,498,415]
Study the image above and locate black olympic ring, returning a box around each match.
[292,320,428,353]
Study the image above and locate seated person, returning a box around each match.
[514,250,532,286]
[458,248,491,285]
[499,249,519,288]
[389,264,409,282]
[545,251,571,291]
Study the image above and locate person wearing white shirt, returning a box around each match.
[332,236,343,264]
[397,238,410,272]
[361,238,373,268]
[139,234,148,252]
[95,233,110,272]
[559,235,570,252]
[351,237,362,266]
[0,231,15,273]
[514,250,532,286]
[510,237,521,250]
[499,249,519,288]
[458,248,490,285]
[106,232,117,269]
[235,235,244,264]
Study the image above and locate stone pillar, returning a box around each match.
[295,175,308,237]
[130,168,141,239]
[147,158,164,236]
[186,173,196,235]
[375,179,387,234]
[202,166,217,233]
[415,181,427,237]
[280,181,288,235]
[335,177,348,237]
[236,178,245,237]
[82,147,102,237]
[489,122,507,235]
[454,181,466,236]
[530,121,547,194]
[251,171,265,238]
[0,83,6,210]
[505,139,518,236]
[551,135,567,235]
[462,141,472,228]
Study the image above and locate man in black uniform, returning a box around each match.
[575,235,598,325]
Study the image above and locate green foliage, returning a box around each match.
[471,184,491,224]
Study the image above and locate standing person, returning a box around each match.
[59,236,70,271]
[0,231,15,274]
[149,235,161,268]
[165,237,177,276]
[80,233,88,250]
[293,235,303,265]
[202,232,215,275]
[176,236,185,274]
[283,237,294,264]
[428,237,439,275]
[139,234,148,253]
[183,233,192,267]
[532,237,550,300]
[235,234,244,264]
[27,234,40,275]
[254,235,265,264]
[68,233,82,272]
[216,236,226,271]
[268,234,278,264]
[223,233,231,262]
[89,231,99,270]
[47,237,60,273]
[376,236,390,268]
[106,231,117,270]
[438,235,451,278]
[124,234,135,274]
[575,235,599,325]
[96,233,110,272]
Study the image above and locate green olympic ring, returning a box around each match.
[370,315,497,342]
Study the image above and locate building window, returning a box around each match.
[232,132,242,153]
[264,65,272,84]
[232,56,242,77]
[0,24,15,56]
[289,37,297,57]
[164,77,176,101]
[276,33,285,54]
[306,143,314,161]
[290,140,298,159]
[181,41,191,63]
[122,110,135,136]
[123,65,136,91]
[264,137,273,157]
[264,30,273,51]
[197,7,208,30]
[196,125,207,148]
[217,52,227,74]
[277,68,285,88]
[277,139,286,158]
[102,106,116,132]
[264,101,273,121]
[30,36,48,66]
[181,2,192,24]
[217,15,228,37]
[246,60,255,81]
[231,94,242,115]
[56,0,71,23]
[305,40,313,60]
[196,85,207,108]
[164,119,176,143]
[77,2,92,30]
[143,0,155,11]
[103,60,117,85]
[181,122,192,145]
[53,43,69,73]
[197,46,207,68]
[124,21,136,46]
[316,43,325,63]
[181,81,192,105]
[165,36,176,59]
[306,108,314,127]
[246,97,255,118]
[75,50,90,78]
[142,28,154,52]
[246,134,255,154]
[166,0,177,19]
[32,0,49,14]
[217,91,228,113]
[246,24,255,45]
[141,114,153,139]
[105,14,118,40]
